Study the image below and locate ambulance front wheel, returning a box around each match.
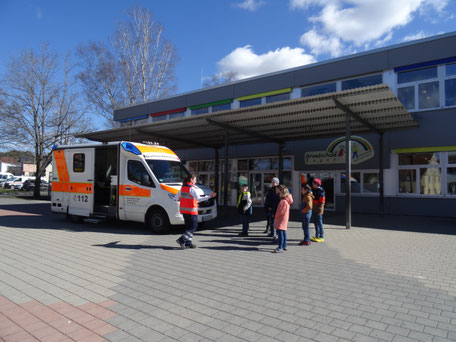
[146,208,170,234]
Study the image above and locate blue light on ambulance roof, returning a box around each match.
[121,142,141,155]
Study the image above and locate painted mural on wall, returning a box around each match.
[305,136,374,165]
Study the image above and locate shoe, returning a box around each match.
[316,238,324,242]
[283,248,287,251]
[298,240,306,246]
[271,248,283,253]
[186,243,197,249]
[310,237,318,242]
[304,241,311,246]
[176,238,185,249]
[238,232,248,237]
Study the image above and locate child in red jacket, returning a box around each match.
[272,185,293,253]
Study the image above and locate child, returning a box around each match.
[272,185,293,253]
[299,184,313,246]
[237,185,252,236]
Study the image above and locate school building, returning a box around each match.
[82,31,456,218]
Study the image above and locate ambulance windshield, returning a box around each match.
[146,160,190,184]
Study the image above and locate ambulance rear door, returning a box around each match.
[67,148,95,217]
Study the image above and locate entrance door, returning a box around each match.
[67,148,95,216]
[301,172,335,210]
[250,173,263,205]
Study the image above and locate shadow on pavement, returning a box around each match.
[1,201,455,236]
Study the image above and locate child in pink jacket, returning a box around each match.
[272,185,293,253]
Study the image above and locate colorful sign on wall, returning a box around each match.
[305,136,375,165]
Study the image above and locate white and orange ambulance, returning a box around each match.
[51,141,217,232]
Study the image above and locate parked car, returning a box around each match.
[0,173,15,188]
[5,176,33,190]
[22,179,49,191]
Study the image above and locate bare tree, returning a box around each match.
[77,6,177,127]
[203,71,238,88]
[0,44,92,198]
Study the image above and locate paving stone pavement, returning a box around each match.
[0,196,456,342]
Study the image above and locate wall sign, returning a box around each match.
[305,136,375,165]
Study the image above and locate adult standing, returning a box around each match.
[311,178,325,242]
[237,185,252,236]
[176,174,216,249]
[264,177,280,237]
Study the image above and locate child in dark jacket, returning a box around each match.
[299,184,314,246]
[264,177,280,237]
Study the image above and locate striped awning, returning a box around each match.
[78,84,418,150]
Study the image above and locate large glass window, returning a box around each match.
[128,160,154,187]
[302,83,336,97]
[169,112,185,119]
[398,67,437,84]
[398,86,415,110]
[240,98,261,108]
[399,170,417,194]
[212,103,231,112]
[363,173,379,193]
[420,167,441,195]
[446,63,456,76]
[265,93,290,103]
[340,172,361,193]
[447,168,456,195]
[449,152,456,164]
[191,107,209,115]
[341,74,382,90]
[418,81,439,109]
[399,152,440,165]
[145,160,189,184]
[152,115,166,122]
[445,79,456,107]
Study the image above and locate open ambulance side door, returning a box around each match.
[67,148,95,217]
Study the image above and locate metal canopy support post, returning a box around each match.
[214,148,220,206]
[223,128,229,209]
[278,143,284,182]
[345,111,352,230]
[379,133,384,215]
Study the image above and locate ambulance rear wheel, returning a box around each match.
[146,208,170,234]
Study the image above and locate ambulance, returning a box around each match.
[50,141,217,232]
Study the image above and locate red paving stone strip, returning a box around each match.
[0,296,118,341]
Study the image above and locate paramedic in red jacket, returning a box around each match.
[311,178,326,242]
[176,174,216,249]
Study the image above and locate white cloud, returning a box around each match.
[402,30,428,42]
[293,0,450,56]
[299,28,343,57]
[234,0,265,11]
[216,45,316,80]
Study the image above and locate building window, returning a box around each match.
[152,115,166,122]
[302,83,336,97]
[239,98,261,108]
[394,63,456,111]
[418,81,439,109]
[396,151,455,196]
[265,93,290,103]
[339,171,379,193]
[341,74,382,91]
[399,169,417,194]
[169,112,185,119]
[212,103,231,112]
[191,107,209,115]
[398,66,437,84]
[73,154,85,173]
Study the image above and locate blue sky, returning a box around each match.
[1,0,456,95]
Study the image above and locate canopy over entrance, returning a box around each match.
[80,84,417,149]
[79,84,418,229]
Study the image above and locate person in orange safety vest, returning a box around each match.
[175,174,216,249]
